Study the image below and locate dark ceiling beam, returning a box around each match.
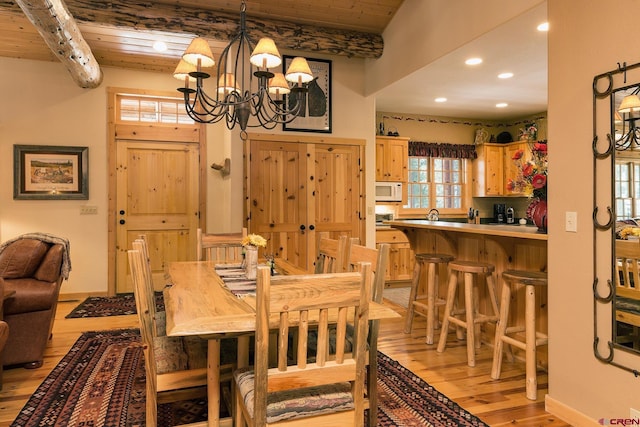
[13,0,103,88]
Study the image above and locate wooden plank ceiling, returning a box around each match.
[0,0,403,87]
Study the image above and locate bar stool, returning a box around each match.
[491,270,548,400]
[436,260,500,367]
[403,253,454,344]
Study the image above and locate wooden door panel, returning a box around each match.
[249,140,309,265]
[311,144,361,234]
[116,140,199,293]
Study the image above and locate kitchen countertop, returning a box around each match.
[386,219,548,241]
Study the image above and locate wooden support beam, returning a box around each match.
[0,0,383,60]
[64,0,384,59]
[13,0,102,88]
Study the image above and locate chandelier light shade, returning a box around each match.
[176,0,313,133]
[268,73,291,96]
[172,59,197,84]
[182,37,215,68]
[285,57,314,84]
[618,94,640,114]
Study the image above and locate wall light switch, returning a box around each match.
[367,206,374,215]
[80,205,98,215]
[565,211,577,232]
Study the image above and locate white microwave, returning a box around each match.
[375,182,403,202]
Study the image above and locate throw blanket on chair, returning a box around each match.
[0,232,71,280]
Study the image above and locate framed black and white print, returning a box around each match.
[283,56,332,133]
[13,145,89,200]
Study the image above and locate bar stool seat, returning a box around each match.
[404,253,454,344]
[491,270,548,401]
[436,260,500,367]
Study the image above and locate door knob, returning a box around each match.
[119,219,125,225]
[309,225,315,230]
[300,225,306,230]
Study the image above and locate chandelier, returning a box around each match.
[615,87,640,150]
[173,1,314,134]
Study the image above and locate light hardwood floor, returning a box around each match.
[0,295,570,426]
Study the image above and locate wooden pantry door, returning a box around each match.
[115,134,200,294]
[247,134,365,271]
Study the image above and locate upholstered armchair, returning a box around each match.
[0,234,70,368]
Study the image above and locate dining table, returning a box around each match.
[163,259,400,427]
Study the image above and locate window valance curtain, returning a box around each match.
[409,141,477,159]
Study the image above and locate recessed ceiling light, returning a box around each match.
[435,97,447,103]
[498,72,514,79]
[465,57,483,66]
[496,103,508,108]
[537,22,549,32]
[153,41,168,52]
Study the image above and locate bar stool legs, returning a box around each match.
[437,260,499,367]
[404,253,454,344]
[491,270,548,401]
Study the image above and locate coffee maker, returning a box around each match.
[506,207,515,224]
[493,203,506,223]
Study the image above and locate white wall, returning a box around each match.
[547,0,640,421]
[0,53,375,294]
[365,0,544,95]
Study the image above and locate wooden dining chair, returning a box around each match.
[344,241,390,427]
[615,239,640,348]
[197,227,248,262]
[314,232,348,273]
[130,238,236,425]
[233,264,372,427]
[128,242,207,426]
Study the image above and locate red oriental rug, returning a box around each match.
[10,329,488,426]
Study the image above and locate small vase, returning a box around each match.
[244,245,258,280]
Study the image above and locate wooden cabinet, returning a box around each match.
[376,136,408,182]
[245,134,365,272]
[473,141,530,197]
[376,228,414,285]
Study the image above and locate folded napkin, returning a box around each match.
[215,264,257,297]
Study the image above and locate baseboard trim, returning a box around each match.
[58,292,108,302]
[545,394,598,427]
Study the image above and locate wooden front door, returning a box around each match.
[247,134,364,271]
[115,136,200,293]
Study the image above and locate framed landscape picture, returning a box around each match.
[283,56,332,133]
[14,145,89,200]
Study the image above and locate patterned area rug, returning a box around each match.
[65,292,164,318]
[11,329,488,427]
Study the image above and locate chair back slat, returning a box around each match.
[346,243,390,304]
[197,227,247,262]
[314,233,348,273]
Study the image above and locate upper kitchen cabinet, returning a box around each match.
[376,136,409,182]
[473,141,531,197]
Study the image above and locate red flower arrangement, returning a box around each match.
[507,141,548,231]
[506,141,548,199]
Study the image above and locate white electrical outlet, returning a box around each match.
[565,211,577,232]
[80,205,98,215]
[367,206,374,215]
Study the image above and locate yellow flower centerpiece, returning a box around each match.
[241,234,267,248]
[241,234,267,279]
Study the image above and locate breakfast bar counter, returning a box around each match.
[387,219,548,363]
[387,220,547,269]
